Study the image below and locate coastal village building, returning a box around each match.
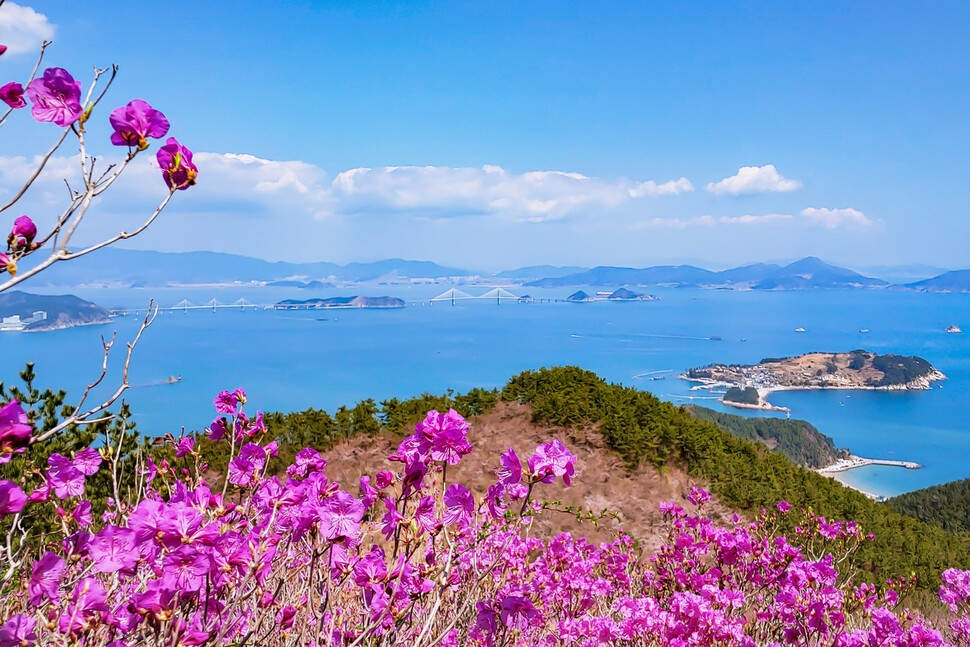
[0,310,47,332]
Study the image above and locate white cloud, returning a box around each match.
[635,213,793,229]
[0,3,54,56]
[800,207,872,228]
[705,164,801,196]
[327,165,689,221]
[718,213,794,225]
[628,177,694,197]
[0,153,697,228]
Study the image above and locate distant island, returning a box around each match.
[0,291,111,332]
[566,287,657,302]
[274,296,406,310]
[682,350,946,411]
[266,279,335,289]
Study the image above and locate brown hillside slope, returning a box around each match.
[320,401,734,551]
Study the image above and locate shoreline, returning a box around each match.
[682,371,946,413]
[816,454,922,502]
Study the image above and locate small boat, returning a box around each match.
[795,327,806,333]
[740,338,747,342]
[709,336,722,341]
[650,375,666,381]
[859,328,870,333]
[164,375,182,384]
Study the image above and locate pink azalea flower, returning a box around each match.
[175,436,195,458]
[161,545,211,593]
[109,99,169,150]
[208,416,229,440]
[496,448,522,485]
[0,615,36,647]
[0,252,14,276]
[59,577,109,634]
[0,81,25,109]
[0,480,25,517]
[353,546,387,586]
[8,215,37,248]
[0,45,7,56]
[0,400,32,463]
[157,137,198,190]
[47,453,85,498]
[375,470,394,489]
[25,67,83,127]
[89,525,138,573]
[72,499,92,528]
[414,495,437,535]
[73,447,102,476]
[29,551,64,605]
[319,490,365,540]
[214,390,238,414]
[415,409,473,464]
[27,478,49,503]
[443,484,475,527]
[500,595,540,630]
[528,439,577,486]
[380,497,403,540]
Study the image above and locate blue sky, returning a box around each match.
[2,1,968,270]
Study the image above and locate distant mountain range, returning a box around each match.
[19,249,470,287]
[15,249,970,292]
[526,257,889,290]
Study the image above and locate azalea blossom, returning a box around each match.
[109,99,169,150]
[0,480,26,517]
[157,137,198,190]
[8,215,37,248]
[0,252,14,276]
[0,81,25,109]
[25,67,83,127]
[0,400,32,463]
[443,483,475,527]
[0,615,36,647]
[528,439,577,486]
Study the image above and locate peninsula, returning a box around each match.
[0,291,111,332]
[682,350,946,411]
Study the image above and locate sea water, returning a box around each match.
[2,285,968,498]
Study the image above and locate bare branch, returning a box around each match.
[0,127,73,214]
[0,189,174,293]
[31,303,158,444]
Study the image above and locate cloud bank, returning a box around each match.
[705,164,801,196]
[800,207,873,228]
[0,3,55,56]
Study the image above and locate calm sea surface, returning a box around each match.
[2,285,968,498]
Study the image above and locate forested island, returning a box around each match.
[274,295,406,309]
[0,290,110,332]
[683,350,946,410]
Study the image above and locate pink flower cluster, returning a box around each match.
[3,391,970,646]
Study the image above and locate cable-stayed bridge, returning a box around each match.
[162,298,265,312]
[429,287,524,305]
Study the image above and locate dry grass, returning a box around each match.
[321,401,735,553]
